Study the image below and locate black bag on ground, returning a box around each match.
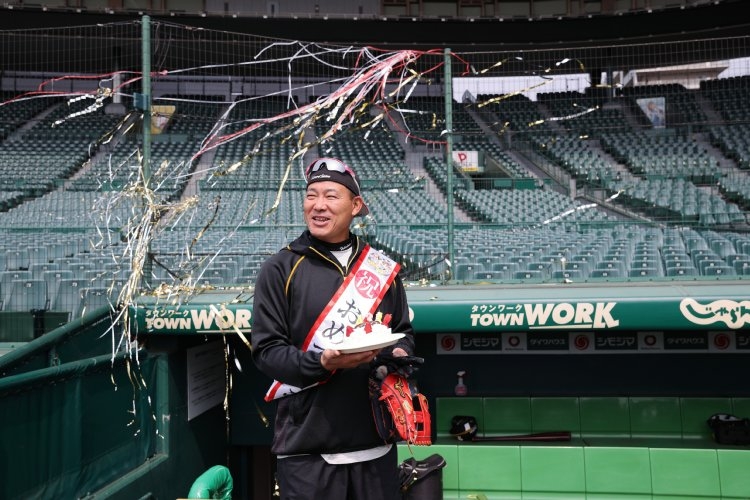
[707,413,750,445]
[399,453,446,500]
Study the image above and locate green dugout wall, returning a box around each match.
[143,279,748,496]
[0,308,229,500]
[1,281,748,498]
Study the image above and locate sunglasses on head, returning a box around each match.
[305,158,359,185]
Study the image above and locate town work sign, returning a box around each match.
[130,283,748,335]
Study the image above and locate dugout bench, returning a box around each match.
[397,396,750,499]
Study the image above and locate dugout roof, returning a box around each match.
[131,280,749,335]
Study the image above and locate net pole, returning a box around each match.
[444,48,455,280]
[141,15,152,186]
[141,15,152,287]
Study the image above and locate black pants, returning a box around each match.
[275,445,401,500]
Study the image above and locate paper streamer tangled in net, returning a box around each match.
[1,26,611,364]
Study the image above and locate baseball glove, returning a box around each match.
[369,355,431,446]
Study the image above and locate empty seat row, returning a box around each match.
[0,276,119,319]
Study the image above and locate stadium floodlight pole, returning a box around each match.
[444,48,456,281]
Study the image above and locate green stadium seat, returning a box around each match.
[1,270,32,305]
[50,278,85,320]
[42,269,74,303]
[590,269,623,279]
[702,265,737,277]
[628,267,662,278]
[472,270,500,280]
[666,265,698,277]
[27,246,48,266]
[490,262,519,279]
[455,263,485,281]
[526,261,552,278]
[513,270,544,281]
[551,269,582,280]
[202,266,235,285]
[29,262,60,279]
[4,249,29,270]
[79,287,114,317]
[4,279,48,312]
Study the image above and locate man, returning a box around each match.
[251,157,415,499]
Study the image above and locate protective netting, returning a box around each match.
[0,20,749,348]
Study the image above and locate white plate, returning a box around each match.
[323,333,405,354]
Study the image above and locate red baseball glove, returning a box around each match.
[369,366,431,446]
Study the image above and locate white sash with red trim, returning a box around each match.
[264,245,400,401]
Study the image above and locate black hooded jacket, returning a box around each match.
[251,230,415,456]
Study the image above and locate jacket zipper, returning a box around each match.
[309,239,360,277]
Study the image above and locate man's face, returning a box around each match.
[304,181,363,243]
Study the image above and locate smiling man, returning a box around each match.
[250,157,415,499]
[304,157,369,242]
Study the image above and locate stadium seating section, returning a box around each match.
[0,78,749,339]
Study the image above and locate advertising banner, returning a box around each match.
[130,283,749,337]
[637,96,666,128]
[411,297,750,333]
[435,330,740,355]
[452,150,481,173]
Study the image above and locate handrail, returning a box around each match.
[0,349,130,395]
[0,305,114,375]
